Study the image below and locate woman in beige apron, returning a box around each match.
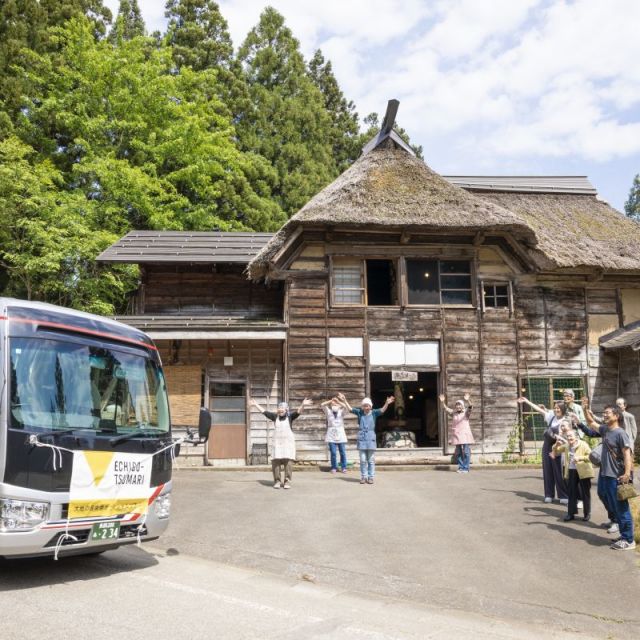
[251,398,310,489]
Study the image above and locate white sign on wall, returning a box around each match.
[369,340,405,366]
[369,340,439,368]
[329,337,363,357]
[392,370,418,381]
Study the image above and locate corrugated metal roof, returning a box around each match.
[600,321,640,350]
[97,231,274,264]
[444,176,597,195]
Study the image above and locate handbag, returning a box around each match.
[617,481,638,501]
[589,443,602,467]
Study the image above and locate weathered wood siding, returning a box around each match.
[142,265,283,319]
[155,339,283,459]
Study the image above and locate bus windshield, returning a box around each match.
[9,337,170,435]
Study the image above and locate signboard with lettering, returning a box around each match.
[68,451,154,519]
[391,370,418,381]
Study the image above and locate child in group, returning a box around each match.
[321,397,348,473]
[439,393,474,473]
[337,392,394,485]
[551,426,594,521]
[250,397,310,489]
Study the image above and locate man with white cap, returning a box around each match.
[337,392,394,484]
[250,397,310,489]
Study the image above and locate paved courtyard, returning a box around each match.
[1,468,639,639]
[162,467,640,637]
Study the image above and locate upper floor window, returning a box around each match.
[332,258,398,306]
[483,283,509,308]
[406,259,472,305]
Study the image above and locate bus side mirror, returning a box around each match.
[198,407,212,440]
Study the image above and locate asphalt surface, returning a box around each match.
[160,468,640,638]
[1,468,639,639]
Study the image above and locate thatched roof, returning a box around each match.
[248,141,538,278]
[477,191,640,271]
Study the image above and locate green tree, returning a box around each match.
[165,0,251,125]
[625,174,640,221]
[308,49,360,172]
[238,7,337,215]
[0,135,130,313]
[108,0,145,43]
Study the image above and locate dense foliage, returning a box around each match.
[0,0,417,312]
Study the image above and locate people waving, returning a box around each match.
[440,393,474,473]
[251,397,310,490]
[338,393,394,485]
[321,397,349,473]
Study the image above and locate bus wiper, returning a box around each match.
[42,427,97,438]
[109,428,165,446]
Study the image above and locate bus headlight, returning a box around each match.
[0,499,50,532]
[154,493,171,519]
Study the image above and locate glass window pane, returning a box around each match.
[440,274,471,289]
[335,289,363,304]
[440,260,470,274]
[495,286,508,296]
[407,259,439,304]
[441,290,472,305]
[495,296,509,307]
[333,259,363,305]
[211,411,246,424]
[210,383,245,397]
[212,397,245,410]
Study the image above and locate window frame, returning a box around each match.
[330,255,400,307]
[481,280,513,313]
[404,257,475,308]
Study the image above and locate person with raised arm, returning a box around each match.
[321,397,348,474]
[517,396,568,504]
[337,392,394,485]
[439,393,475,474]
[574,400,635,549]
[250,397,310,490]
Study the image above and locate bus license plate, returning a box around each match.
[91,522,121,541]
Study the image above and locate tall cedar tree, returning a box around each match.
[108,0,145,43]
[165,0,252,126]
[7,18,284,312]
[238,8,337,215]
[0,0,111,120]
[308,50,361,172]
[625,174,640,221]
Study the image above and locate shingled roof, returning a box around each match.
[97,231,273,264]
[248,140,539,278]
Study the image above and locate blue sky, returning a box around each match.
[105,0,640,211]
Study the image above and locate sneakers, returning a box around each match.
[603,520,614,529]
[273,482,281,489]
[360,478,366,484]
[563,515,575,522]
[607,523,620,534]
[610,539,636,551]
[559,499,569,505]
[331,469,337,474]
[340,468,347,473]
[544,497,553,504]
[367,478,374,484]
[583,514,590,522]
[283,481,291,490]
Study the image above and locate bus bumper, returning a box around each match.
[0,484,172,559]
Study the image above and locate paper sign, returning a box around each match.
[391,370,418,381]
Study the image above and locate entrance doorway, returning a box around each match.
[369,372,439,448]
[208,381,247,461]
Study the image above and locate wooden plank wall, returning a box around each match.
[155,339,283,459]
[143,266,283,319]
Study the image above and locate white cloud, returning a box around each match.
[115,0,640,179]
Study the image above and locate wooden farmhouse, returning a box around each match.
[98,101,640,465]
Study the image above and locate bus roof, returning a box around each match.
[0,298,156,351]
